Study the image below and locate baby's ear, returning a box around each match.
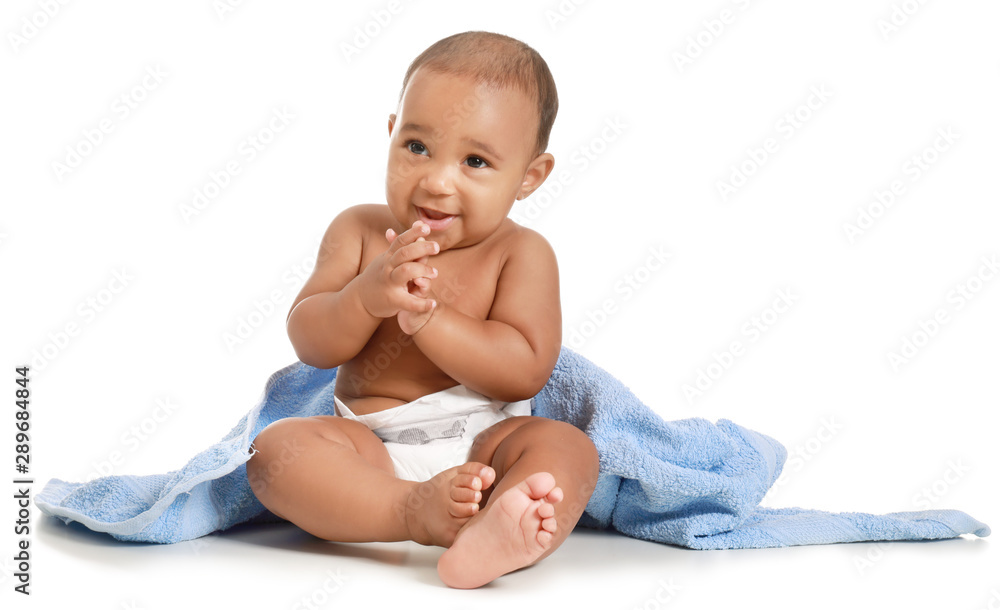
[387,113,397,137]
[520,152,556,196]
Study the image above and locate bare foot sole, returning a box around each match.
[437,472,564,589]
[404,461,496,547]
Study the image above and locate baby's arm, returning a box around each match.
[411,230,561,402]
[286,208,436,368]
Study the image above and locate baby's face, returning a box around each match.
[386,68,545,250]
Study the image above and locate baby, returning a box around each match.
[247,31,599,589]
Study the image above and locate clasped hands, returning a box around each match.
[357,220,442,335]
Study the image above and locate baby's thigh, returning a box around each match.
[252,415,394,476]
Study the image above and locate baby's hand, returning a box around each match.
[396,245,437,334]
[357,220,439,321]
[386,227,440,335]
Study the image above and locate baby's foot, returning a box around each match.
[437,472,564,589]
[404,461,496,547]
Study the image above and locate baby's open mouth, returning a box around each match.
[416,206,457,230]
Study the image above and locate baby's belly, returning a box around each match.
[334,324,457,416]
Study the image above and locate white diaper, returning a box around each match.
[334,385,531,482]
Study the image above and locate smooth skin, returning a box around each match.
[247,67,599,589]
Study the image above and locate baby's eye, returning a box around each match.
[465,156,488,169]
[406,141,428,155]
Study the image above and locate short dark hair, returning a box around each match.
[398,31,558,158]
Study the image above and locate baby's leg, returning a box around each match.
[247,415,494,546]
[437,417,600,589]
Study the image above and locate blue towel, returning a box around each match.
[36,347,989,548]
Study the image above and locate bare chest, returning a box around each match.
[363,233,506,319]
[337,241,508,408]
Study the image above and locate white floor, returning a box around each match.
[17,510,994,609]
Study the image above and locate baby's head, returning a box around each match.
[386,31,558,250]
[397,31,558,159]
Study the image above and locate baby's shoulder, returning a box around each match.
[320,204,393,246]
[496,219,556,260]
[329,203,393,230]
[313,204,392,267]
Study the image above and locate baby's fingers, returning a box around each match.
[390,238,438,267]
[401,292,436,314]
[389,261,437,286]
[417,295,437,313]
[412,277,431,293]
[386,220,430,251]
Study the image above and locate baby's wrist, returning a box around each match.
[349,277,382,320]
[411,299,441,336]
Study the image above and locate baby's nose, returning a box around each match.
[418,160,458,195]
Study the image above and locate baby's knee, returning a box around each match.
[519,418,599,468]
[542,420,600,504]
[251,417,307,458]
[248,419,306,482]
[550,420,598,468]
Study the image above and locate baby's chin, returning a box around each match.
[428,230,462,251]
[449,218,517,248]
[434,229,494,252]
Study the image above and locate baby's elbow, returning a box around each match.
[524,371,550,399]
[294,348,337,370]
[303,357,339,370]
[501,346,558,401]
[520,344,560,399]
[289,339,341,370]
[500,368,549,403]
[287,317,339,369]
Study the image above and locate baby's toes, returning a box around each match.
[541,514,558,535]
[450,501,479,519]
[448,483,482,517]
[545,486,564,505]
[451,473,484,494]
[455,462,495,488]
[537,527,555,547]
[521,472,557,500]
[476,464,497,489]
[538,500,558,534]
[532,504,557,548]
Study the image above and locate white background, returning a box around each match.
[2,1,998,608]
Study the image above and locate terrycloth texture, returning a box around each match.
[532,352,989,549]
[36,347,990,548]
